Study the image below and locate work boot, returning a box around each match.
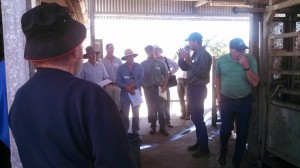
[149,125,156,135]
[187,143,200,151]
[218,154,226,166]
[192,147,210,157]
[165,121,174,128]
[159,129,169,136]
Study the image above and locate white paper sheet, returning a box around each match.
[128,89,143,106]
[158,86,168,101]
[97,79,112,87]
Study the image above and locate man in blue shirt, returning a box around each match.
[117,48,144,134]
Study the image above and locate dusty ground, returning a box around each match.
[135,108,260,168]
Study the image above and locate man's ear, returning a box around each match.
[72,45,83,60]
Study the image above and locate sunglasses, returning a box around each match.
[130,72,135,79]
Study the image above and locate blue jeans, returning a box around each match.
[219,94,252,166]
[120,91,140,133]
[187,85,208,149]
[143,86,166,129]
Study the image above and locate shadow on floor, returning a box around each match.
[137,110,260,168]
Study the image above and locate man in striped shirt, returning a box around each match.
[78,46,108,84]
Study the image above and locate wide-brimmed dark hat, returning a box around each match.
[83,46,100,59]
[229,38,249,52]
[121,48,138,60]
[21,3,86,61]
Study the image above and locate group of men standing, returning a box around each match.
[77,42,180,136]
[8,3,260,168]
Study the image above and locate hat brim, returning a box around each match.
[236,47,249,52]
[83,51,100,59]
[121,54,138,60]
[233,45,249,52]
[24,17,86,61]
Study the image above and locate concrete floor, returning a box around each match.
[135,108,260,168]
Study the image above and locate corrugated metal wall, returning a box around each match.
[94,0,249,20]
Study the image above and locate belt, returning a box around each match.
[106,83,118,87]
[222,94,251,101]
[145,85,159,89]
[107,82,117,85]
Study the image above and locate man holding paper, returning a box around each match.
[141,45,169,136]
[117,48,144,134]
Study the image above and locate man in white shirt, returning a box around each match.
[100,43,122,111]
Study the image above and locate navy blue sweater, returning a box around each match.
[9,68,136,168]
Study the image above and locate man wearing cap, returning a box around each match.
[215,38,259,168]
[177,32,212,157]
[9,3,136,168]
[100,43,122,111]
[117,48,144,134]
[154,45,179,128]
[78,46,108,84]
[141,45,169,136]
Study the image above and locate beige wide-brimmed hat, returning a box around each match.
[121,48,138,60]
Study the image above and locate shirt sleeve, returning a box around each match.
[167,58,179,74]
[136,64,144,89]
[248,54,258,75]
[116,65,125,89]
[178,57,189,71]
[101,63,108,80]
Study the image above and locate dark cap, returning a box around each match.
[185,32,203,42]
[21,3,87,61]
[229,38,249,52]
[83,46,100,59]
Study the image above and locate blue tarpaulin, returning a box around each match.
[0,60,9,148]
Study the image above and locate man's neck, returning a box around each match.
[127,62,134,69]
[156,55,163,59]
[106,54,114,60]
[88,59,96,65]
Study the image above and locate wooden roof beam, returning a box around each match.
[266,0,300,12]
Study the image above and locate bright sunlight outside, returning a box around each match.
[93,18,250,117]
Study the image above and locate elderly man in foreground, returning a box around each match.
[9,3,136,168]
